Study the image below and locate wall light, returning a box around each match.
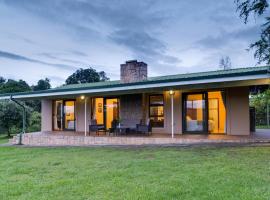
[80,95,85,100]
[169,90,175,95]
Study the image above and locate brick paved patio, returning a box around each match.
[9,129,270,146]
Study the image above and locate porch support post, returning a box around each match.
[169,90,175,138]
[84,97,87,137]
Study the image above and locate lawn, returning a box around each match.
[0,146,269,200]
[0,134,12,144]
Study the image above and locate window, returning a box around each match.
[149,95,164,127]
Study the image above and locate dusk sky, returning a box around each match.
[0,0,262,87]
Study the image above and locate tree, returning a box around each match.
[219,56,232,70]
[0,79,31,93]
[32,78,51,91]
[0,101,30,137]
[235,0,270,63]
[65,67,110,85]
[28,78,51,112]
[0,76,5,85]
[250,89,270,126]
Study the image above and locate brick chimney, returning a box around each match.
[120,60,147,83]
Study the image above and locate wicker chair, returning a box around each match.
[136,119,152,136]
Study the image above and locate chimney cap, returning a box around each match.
[126,60,138,63]
[125,60,147,65]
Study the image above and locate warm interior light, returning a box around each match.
[80,95,85,100]
[169,90,175,95]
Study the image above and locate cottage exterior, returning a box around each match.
[1,60,269,138]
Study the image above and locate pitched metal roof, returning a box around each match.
[0,66,269,99]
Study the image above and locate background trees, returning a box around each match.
[219,56,232,70]
[250,89,270,127]
[65,68,109,85]
[236,0,270,63]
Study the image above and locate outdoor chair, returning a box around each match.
[109,119,119,136]
[89,119,105,135]
[136,119,152,136]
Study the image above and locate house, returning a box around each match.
[0,60,269,138]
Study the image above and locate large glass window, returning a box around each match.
[184,94,206,132]
[149,95,164,127]
[64,101,75,130]
[53,100,75,131]
[208,91,226,134]
[91,98,104,125]
[91,98,119,129]
[183,91,226,134]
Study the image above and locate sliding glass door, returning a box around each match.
[183,93,207,133]
[63,100,76,130]
[183,91,226,134]
[91,97,119,130]
[53,100,76,131]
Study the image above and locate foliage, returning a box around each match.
[0,146,270,199]
[27,111,41,132]
[0,76,5,85]
[32,78,51,91]
[65,67,109,85]
[250,89,270,126]
[0,79,31,94]
[236,0,270,63]
[219,56,232,70]
[0,101,30,137]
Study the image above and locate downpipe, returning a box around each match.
[10,95,26,145]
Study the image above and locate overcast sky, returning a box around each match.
[0,0,262,87]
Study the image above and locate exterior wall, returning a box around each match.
[42,87,250,135]
[75,97,91,132]
[41,99,52,132]
[145,91,182,134]
[226,87,250,135]
[120,94,143,126]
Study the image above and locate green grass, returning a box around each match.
[256,125,270,129]
[0,146,270,200]
[0,134,13,144]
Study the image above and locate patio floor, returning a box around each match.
[9,129,270,146]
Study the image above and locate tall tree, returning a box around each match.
[236,0,270,63]
[0,101,30,137]
[0,79,31,94]
[219,56,232,70]
[65,67,109,85]
[32,78,51,91]
[0,76,5,85]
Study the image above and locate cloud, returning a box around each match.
[2,0,180,65]
[0,50,77,71]
[109,29,181,65]
[196,25,261,49]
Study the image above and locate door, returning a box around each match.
[105,98,119,129]
[91,97,119,130]
[53,100,76,131]
[53,100,63,131]
[63,100,76,131]
[183,93,208,133]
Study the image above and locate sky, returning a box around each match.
[0,0,262,87]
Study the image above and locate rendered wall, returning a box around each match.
[145,91,182,134]
[41,99,52,132]
[226,87,250,135]
[75,97,91,132]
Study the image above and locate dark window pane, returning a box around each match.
[150,95,164,105]
[149,95,164,127]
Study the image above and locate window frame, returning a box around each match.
[148,94,164,128]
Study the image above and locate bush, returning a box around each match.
[27,111,41,132]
